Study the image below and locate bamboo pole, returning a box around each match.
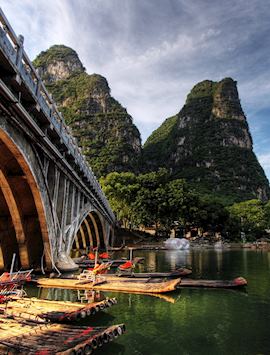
[10,253,16,274]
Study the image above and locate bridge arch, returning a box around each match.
[0,128,52,270]
[72,210,107,252]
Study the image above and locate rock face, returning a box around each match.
[34,45,84,83]
[33,47,269,202]
[143,78,269,201]
[33,45,141,177]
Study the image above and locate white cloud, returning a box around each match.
[258,153,270,169]
[258,153,270,182]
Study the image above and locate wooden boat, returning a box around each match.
[94,274,246,289]
[116,267,192,278]
[0,315,125,354]
[178,277,247,289]
[108,243,125,251]
[1,296,117,322]
[37,277,181,294]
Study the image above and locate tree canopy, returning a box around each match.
[101,171,270,240]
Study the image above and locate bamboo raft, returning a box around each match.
[0,316,125,354]
[1,296,117,322]
[178,277,247,289]
[37,277,181,294]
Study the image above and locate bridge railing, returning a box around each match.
[0,8,114,222]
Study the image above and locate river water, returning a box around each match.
[27,249,270,355]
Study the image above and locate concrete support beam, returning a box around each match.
[79,225,87,249]
[96,212,109,248]
[84,217,93,248]
[54,180,79,272]
[89,213,100,248]
[52,167,60,207]
[59,178,69,252]
[74,235,80,250]
[43,156,49,178]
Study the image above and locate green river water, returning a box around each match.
[27,249,270,355]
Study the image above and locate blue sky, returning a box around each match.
[0,0,270,181]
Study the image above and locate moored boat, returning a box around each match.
[37,277,181,294]
[178,277,247,289]
[115,267,192,278]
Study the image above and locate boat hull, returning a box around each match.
[37,277,181,294]
[178,277,247,288]
[116,267,192,278]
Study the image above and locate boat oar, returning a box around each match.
[129,248,133,261]
[94,249,98,267]
[10,253,16,274]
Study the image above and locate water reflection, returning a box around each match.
[164,250,191,270]
[242,248,248,274]
[36,287,106,304]
[26,249,270,355]
[214,249,223,272]
[147,251,157,271]
[95,343,126,355]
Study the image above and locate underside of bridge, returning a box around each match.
[72,211,107,251]
[0,131,50,271]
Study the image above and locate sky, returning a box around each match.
[0,0,270,180]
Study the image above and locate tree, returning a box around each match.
[133,169,171,231]
[227,199,266,240]
[263,200,270,232]
[100,172,139,228]
[101,170,267,240]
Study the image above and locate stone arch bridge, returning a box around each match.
[0,9,115,272]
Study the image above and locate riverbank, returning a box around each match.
[114,228,270,249]
[112,242,270,251]
[112,229,270,251]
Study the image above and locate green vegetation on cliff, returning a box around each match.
[142,115,178,170]
[144,78,269,202]
[33,45,141,177]
[33,45,81,68]
[186,79,218,103]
